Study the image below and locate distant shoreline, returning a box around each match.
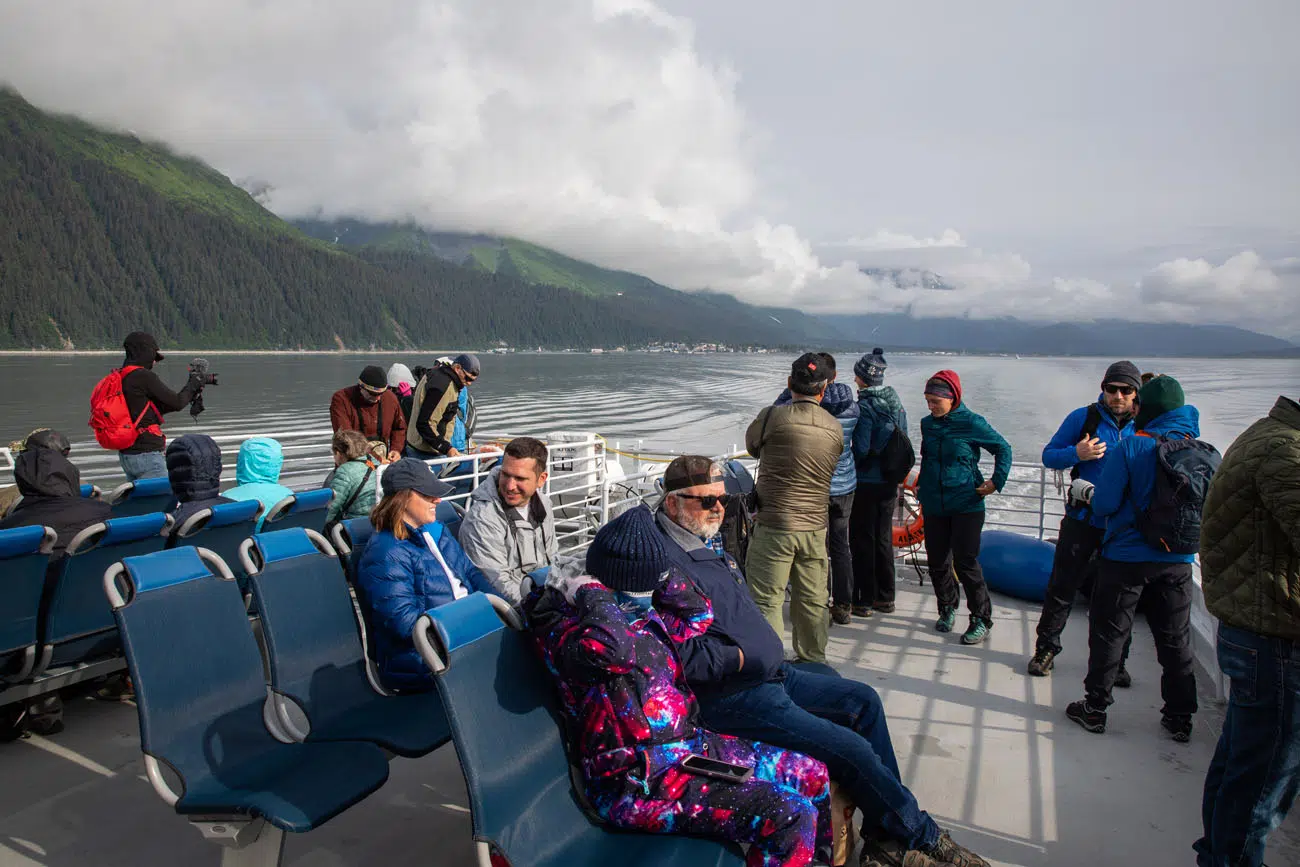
[1,349,1297,359]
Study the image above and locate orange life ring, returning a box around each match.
[892,473,924,548]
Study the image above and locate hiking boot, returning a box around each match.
[1114,666,1133,689]
[1027,648,1056,676]
[1161,714,1193,743]
[851,605,874,618]
[93,675,135,702]
[863,831,990,867]
[1066,699,1107,734]
[873,602,896,614]
[934,607,957,633]
[960,619,991,645]
[924,831,991,867]
[831,604,853,626]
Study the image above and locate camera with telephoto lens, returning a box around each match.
[188,358,219,387]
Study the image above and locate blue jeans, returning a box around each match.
[697,663,939,850]
[1195,624,1300,867]
[118,451,167,481]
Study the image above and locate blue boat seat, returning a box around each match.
[414,594,745,867]
[330,517,374,585]
[243,528,449,758]
[435,500,462,541]
[80,483,102,499]
[0,526,56,682]
[106,546,390,832]
[167,499,261,596]
[35,513,173,675]
[262,488,333,534]
[108,476,175,518]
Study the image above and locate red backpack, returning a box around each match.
[89,366,158,450]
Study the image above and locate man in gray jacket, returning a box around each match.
[459,437,557,604]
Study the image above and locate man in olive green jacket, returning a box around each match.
[744,353,845,663]
[1195,395,1300,867]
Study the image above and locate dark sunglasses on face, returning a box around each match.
[1103,384,1136,396]
[677,493,732,509]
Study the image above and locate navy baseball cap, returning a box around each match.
[381,458,454,499]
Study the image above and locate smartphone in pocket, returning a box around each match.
[680,753,754,783]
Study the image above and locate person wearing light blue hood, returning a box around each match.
[223,437,294,530]
[1065,376,1204,742]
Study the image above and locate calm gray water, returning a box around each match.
[1,352,1296,461]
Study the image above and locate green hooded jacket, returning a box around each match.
[1200,396,1300,641]
[917,403,1012,517]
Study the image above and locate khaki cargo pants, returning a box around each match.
[746,524,830,663]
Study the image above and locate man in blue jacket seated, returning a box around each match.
[1028,361,1139,678]
[356,458,493,692]
[1065,376,1202,741]
[643,455,990,867]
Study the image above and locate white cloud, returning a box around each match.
[1137,251,1298,332]
[833,229,968,251]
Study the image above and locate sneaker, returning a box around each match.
[935,607,957,633]
[1114,666,1133,689]
[1027,648,1056,676]
[1066,699,1107,734]
[873,602,896,614]
[831,604,853,626]
[960,619,991,645]
[851,605,874,618]
[1161,714,1193,743]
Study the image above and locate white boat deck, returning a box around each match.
[3,580,1296,867]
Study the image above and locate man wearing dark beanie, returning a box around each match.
[329,364,407,459]
[643,465,992,867]
[1064,375,1214,742]
[1028,361,1141,678]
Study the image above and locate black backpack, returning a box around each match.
[719,459,757,568]
[1134,434,1222,554]
[861,399,916,486]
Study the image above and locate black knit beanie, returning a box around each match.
[854,348,887,387]
[1102,361,1142,392]
[585,505,670,593]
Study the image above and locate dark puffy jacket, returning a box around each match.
[0,448,111,553]
[165,434,234,527]
[356,521,492,691]
[818,383,859,497]
[1200,397,1300,640]
[1041,399,1134,527]
[523,573,710,780]
[852,385,908,485]
[1090,404,1202,564]
[655,509,786,697]
[918,404,1013,517]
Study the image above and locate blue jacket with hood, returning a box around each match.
[1041,398,1135,526]
[356,521,492,691]
[165,434,235,528]
[1090,404,1201,564]
[223,437,293,530]
[774,383,858,496]
[852,385,909,486]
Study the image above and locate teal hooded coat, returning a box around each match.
[917,370,1013,518]
[224,437,294,530]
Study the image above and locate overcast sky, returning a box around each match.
[2,1,1297,336]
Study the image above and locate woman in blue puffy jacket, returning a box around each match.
[356,458,492,691]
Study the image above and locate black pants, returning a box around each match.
[848,483,896,608]
[1084,559,1197,716]
[924,511,992,623]
[827,492,855,606]
[1034,516,1105,654]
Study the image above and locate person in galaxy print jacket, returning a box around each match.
[523,507,832,867]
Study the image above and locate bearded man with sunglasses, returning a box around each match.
[1027,361,1142,677]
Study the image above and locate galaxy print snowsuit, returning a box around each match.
[524,570,832,867]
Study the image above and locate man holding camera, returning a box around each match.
[115,331,208,481]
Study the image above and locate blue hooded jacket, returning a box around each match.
[1041,398,1135,526]
[918,403,1013,517]
[223,437,293,530]
[852,385,909,486]
[356,520,492,691]
[817,383,859,497]
[1090,404,1201,564]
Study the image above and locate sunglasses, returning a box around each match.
[676,493,732,509]
[1103,385,1136,396]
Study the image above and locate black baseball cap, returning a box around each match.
[663,455,723,493]
[124,331,164,362]
[381,458,454,499]
[790,351,830,386]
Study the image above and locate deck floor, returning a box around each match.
[2,580,1297,867]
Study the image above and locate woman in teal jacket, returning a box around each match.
[917,370,1012,644]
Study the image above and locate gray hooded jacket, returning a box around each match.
[458,466,558,603]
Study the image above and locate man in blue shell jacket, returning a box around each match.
[1028,361,1140,678]
[1065,376,1201,742]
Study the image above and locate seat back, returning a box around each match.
[106,547,287,810]
[109,476,175,518]
[435,500,462,541]
[43,513,173,669]
[414,594,744,866]
[168,500,261,594]
[0,525,56,680]
[331,517,374,584]
[243,529,378,736]
[262,488,333,534]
